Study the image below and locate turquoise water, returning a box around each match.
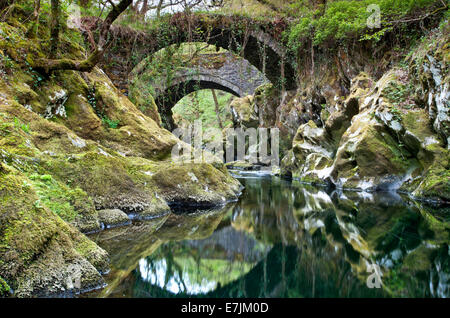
[86,172,449,298]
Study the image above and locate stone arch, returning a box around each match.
[130,51,268,130]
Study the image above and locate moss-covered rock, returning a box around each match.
[0,165,109,297]
[280,120,334,181]
[408,25,450,145]
[97,209,131,229]
[225,160,257,171]
[230,95,258,128]
[253,83,279,127]
[331,112,418,190]
[0,4,244,297]
[150,162,241,207]
[128,81,162,125]
[280,58,449,201]
[280,149,301,178]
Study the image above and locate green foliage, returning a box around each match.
[384,81,414,107]
[0,53,14,73]
[13,117,30,133]
[85,86,120,129]
[24,61,44,88]
[0,276,10,296]
[285,0,441,49]
[172,89,234,131]
[359,26,393,42]
[102,116,120,129]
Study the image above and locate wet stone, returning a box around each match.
[97,209,131,229]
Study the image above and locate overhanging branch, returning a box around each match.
[34,0,132,73]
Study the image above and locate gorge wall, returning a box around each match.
[230,23,449,203]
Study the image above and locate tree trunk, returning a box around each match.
[33,0,40,22]
[156,0,164,18]
[211,89,223,129]
[50,0,60,59]
[26,0,41,37]
[140,0,149,16]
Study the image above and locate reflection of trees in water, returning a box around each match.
[131,243,385,298]
[228,176,449,297]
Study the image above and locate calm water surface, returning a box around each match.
[85,172,449,298]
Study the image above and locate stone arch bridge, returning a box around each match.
[130,51,268,130]
[83,12,296,93]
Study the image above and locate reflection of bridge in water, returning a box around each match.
[87,173,449,298]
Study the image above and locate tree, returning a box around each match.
[129,0,209,19]
[210,89,223,129]
[35,0,133,74]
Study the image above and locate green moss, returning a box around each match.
[149,161,241,205]
[128,84,161,124]
[0,165,108,296]
[418,169,450,201]
[101,116,120,129]
[28,173,84,222]
[0,276,10,296]
[356,124,412,175]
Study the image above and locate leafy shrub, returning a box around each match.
[285,0,441,49]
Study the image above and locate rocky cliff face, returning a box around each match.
[230,25,449,203]
[278,27,449,203]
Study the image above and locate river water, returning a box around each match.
[85,171,449,298]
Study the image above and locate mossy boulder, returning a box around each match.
[280,149,301,178]
[292,121,334,161]
[128,81,162,125]
[281,120,334,181]
[331,113,418,190]
[396,109,450,202]
[0,166,109,297]
[324,75,363,146]
[230,95,259,128]
[150,162,242,207]
[97,209,131,229]
[225,160,256,171]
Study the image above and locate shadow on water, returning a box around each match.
[85,172,450,298]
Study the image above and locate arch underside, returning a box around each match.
[155,79,241,131]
